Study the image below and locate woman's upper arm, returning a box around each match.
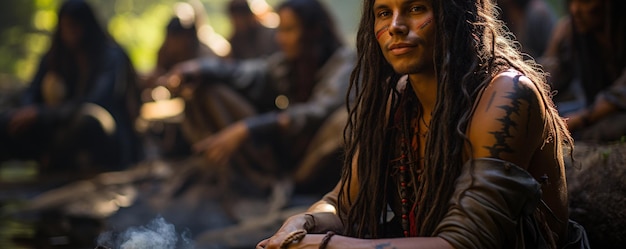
[309,181,342,213]
[467,72,545,169]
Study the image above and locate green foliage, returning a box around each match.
[0,0,52,87]
[0,0,252,85]
[107,3,174,73]
[0,0,359,86]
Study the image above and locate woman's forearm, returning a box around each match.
[299,234,452,249]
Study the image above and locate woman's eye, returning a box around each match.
[410,5,426,12]
[377,10,391,18]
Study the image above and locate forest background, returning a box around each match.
[0,0,564,90]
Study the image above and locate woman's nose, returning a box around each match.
[388,13,408,36]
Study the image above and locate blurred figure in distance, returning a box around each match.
[226,0,279,60]
[0,0,142,174]
[542,0,626,141]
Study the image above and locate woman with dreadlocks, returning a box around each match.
[257,0,590,248]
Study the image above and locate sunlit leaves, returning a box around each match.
[109,4,172,73]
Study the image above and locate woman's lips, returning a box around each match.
[389,43,416,56]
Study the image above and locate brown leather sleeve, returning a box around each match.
[302,182,345,234]
[434,158,542,249]
[303,212,344,234]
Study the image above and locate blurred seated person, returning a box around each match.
[498,0,557,58]
[542,0,626,141]
[0,0,142,173]
[226,0,279,60]
[141,14,219,158]
[143,15,217,90]
[163,0,355,195]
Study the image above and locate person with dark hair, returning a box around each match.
[165,0,354,195]
[257,0,589,248]
[498,0,557,58]
[542,0,626,141]
[156,17,216,78]
[0,0,142,173]
[226,0,278,60]
[141,15,218,158]
[144,15,217,89]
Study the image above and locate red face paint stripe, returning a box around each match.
[376,25,389,40]
[419,17,433,30]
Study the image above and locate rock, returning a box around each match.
[566,141,626,249]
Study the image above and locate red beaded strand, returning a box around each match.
[392,82,424,238]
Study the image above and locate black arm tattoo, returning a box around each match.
[485,91,496,112]
[483,76,535,158]
[375,242,397,249]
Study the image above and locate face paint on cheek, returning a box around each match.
[418,17,433,30]
[376,25,389,40]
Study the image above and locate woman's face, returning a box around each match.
[373,0,436,75]
[275,8,302,60]
[59,16,84,50]
[569,0,605,34]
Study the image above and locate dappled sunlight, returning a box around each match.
[33,9,57,31]
[250,0,280,28]
[11,33,51,81]
[198,25,231,57]
[173,2,196,26]
[140,93,185,122]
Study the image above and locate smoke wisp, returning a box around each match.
[97,216,193,249]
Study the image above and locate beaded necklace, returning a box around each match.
[390,82,425,237]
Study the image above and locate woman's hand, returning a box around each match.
[193,121,249,166]
[257,213,312,249]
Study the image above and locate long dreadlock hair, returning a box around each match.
[338,0,573,238]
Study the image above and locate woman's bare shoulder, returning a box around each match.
[467,70,546,168]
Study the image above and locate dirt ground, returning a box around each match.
[0,141,624,249]
[566,141,626,249]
